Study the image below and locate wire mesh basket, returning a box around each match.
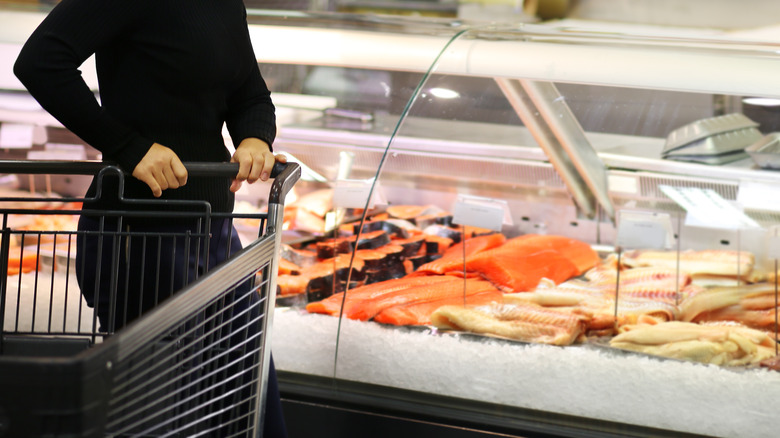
[0,160,300,437]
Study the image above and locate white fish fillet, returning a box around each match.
[431,303,588,346]
[621,249,754,278]
[610,321,776,366]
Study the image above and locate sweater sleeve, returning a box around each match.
[224,25,277,151]
[13,0,153,165]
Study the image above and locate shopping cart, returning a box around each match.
[0,160,300,437]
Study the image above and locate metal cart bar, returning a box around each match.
[0,160,301,437]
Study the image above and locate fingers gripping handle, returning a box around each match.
[0,160,300,204]
[182,161,288,179]
[165,161,301,205]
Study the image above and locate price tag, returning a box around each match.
[451,195,511,232]
[27,149,87,161]
[608,174,639,194]
[738,180,780,213]
[660,185,759,230]
[615,210,672,250]
[332,179,385,209]
[37,143,87,160]
[768,235,780,260]
[0,123,34,149]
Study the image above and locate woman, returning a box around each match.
[14,0,287,436]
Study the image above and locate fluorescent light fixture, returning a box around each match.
[429,87,460,99]
[743,97,780,107]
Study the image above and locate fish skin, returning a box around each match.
[423,235,454,255]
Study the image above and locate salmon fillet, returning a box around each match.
[465,248,578,292]
[502,235,599,275]
[305,275,457,316]
[346,278,500,321]
[413,233,507,275]
[373,289,503,326]
[278,258,301,276]
[387,205,429,220]
[413,234,597,285]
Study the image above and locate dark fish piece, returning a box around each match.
[409,253,441,270]
[353,219,417,239]
[375,244,405,265]
[352,229,391,250]
[364,263,408,284]
[281,244,319,268]
[415,212,453,228]
[423,224,462,244]
[424,235,453,255]
[316,237,353,259]
[354,249,392,270]
[393,235,426,258]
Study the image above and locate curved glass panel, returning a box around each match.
[268,28,463,384]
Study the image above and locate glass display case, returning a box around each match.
[250,13,780,438]
[2,7,780,438]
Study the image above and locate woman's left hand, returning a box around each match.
[230,138,286,192]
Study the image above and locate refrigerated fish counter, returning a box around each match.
[253,13,780,438]
[3,8,780,438]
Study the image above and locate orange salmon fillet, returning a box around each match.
[413,233,507,275]
[278,258,301,276]
[305,275,458,316]
[413,234,598,281]
[502,235,599,275]
[277,274,309,296]
[465,249,578,292]
[347,278,499,321]
[387,205,428,220]
[7,252,40,276]
[373,289,502,326]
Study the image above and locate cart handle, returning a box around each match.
[0,160,301,204]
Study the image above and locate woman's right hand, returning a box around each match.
[132,143,188,197]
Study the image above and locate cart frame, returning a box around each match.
[0,160,300,437]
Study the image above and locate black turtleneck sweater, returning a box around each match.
[14,0,276,213]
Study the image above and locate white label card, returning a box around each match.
[0,123,34,149]
[615,211,672,250]
[659,185,760,230]
[27,149,87,161]
[451,195,510,232]
[332,179,384,209]
[738,180,780,214]
[608,174,639,194]
[768,235,780,260]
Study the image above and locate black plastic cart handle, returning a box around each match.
[0,160,300,205]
